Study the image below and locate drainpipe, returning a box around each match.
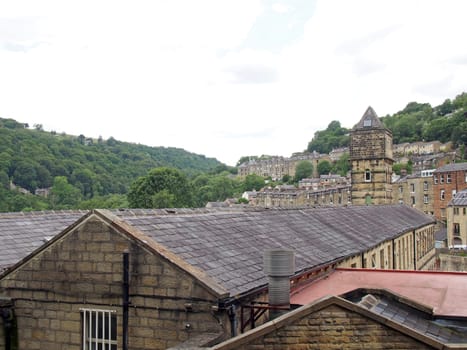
[1,300,17,350]
[123,251,130,350]
[228,304,237,337]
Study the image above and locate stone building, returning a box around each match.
[250,185,351,208]
[0,205,436,349]
[433,162,467,222]
[392,170,435,215]
[447,189,467,248]
[350,107,393,205]
[237,152,330,181]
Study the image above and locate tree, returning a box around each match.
[294,161,313,182]
[127,167,193,208]
[332,153,350,176]
[49,176,82,209]
[243,174,265,191]
[317,160,332,175]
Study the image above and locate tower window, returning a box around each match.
[364,169,371,182]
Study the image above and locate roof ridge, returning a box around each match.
[0,210,89,218]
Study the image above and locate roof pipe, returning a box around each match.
[123,251,130,350]
[264,249,295,319]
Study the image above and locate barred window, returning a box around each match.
[81,308,117,350]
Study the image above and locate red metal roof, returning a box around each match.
[291,268,467,318]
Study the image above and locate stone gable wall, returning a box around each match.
[215,304,435,350]
[0,216,227,350]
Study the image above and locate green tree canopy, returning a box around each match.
[49,176,82,209]
[317,160,332,175]
[307,121,350,154]
[127,167,194,208]
[243,174,265,191]
[294,161,313,182]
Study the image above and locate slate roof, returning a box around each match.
[353,106,385,130]
[434,162,467,173]
[0,211,88,271]
[449,189,467,206]
[348,290,467,344]
[110,205,434,297]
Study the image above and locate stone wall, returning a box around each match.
[212,304,435,350]
[0,215,227,350]
[437,252,467,272]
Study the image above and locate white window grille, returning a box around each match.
[81,308,117,350]
[364,169,371,182]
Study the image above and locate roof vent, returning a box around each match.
[264,249,295,319]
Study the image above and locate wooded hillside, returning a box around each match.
[0,119,223,211]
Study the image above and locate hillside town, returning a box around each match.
[2,107,467,349]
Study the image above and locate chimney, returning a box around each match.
[263,249,295,319]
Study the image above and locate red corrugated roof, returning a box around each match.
[291,268,467,318]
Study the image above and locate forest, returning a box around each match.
[0,119,235,211]
[307,92,467,154]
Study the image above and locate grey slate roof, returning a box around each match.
[353,106,384,130]
[0,211,88,270]
[449,189,467,206]
[434,162,467,173]
[111,205,434,297]
[350,290,467,344]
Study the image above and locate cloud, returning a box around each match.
[224,64,278,84]
[272,3,290,13]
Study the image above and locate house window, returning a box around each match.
[364,169,371,182]
[399,186,403,194]
[465,171,467,183]
[441,190,445,200]
[371,253,376,268]
[454,207,460,215]
[411,197,416,205]
[440,174,445,183]
[424,194,428,204]
[454,223,460,236]
[464,208,466,215]
[434,175,438,184]
[410,183,415,193]
[81,309,117,350]
[447,174,451,183]
[423,181,428,191]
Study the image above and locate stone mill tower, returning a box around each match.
[350,107,393,205]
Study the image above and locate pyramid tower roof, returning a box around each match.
[353,106,384,130]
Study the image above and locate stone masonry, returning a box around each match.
[0,215,228,350]
[212,304,437,350]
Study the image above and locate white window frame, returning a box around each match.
[441,190,445,200]
[81,308,117,350]
[447,173,452,184]
[364,169,372,182]
[423,194,428,204]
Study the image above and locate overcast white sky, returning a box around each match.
[1,0,467,166]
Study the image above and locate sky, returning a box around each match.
[1,1,467,166]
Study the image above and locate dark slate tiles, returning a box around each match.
[0,211,88,270]
[114,205,434,296]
